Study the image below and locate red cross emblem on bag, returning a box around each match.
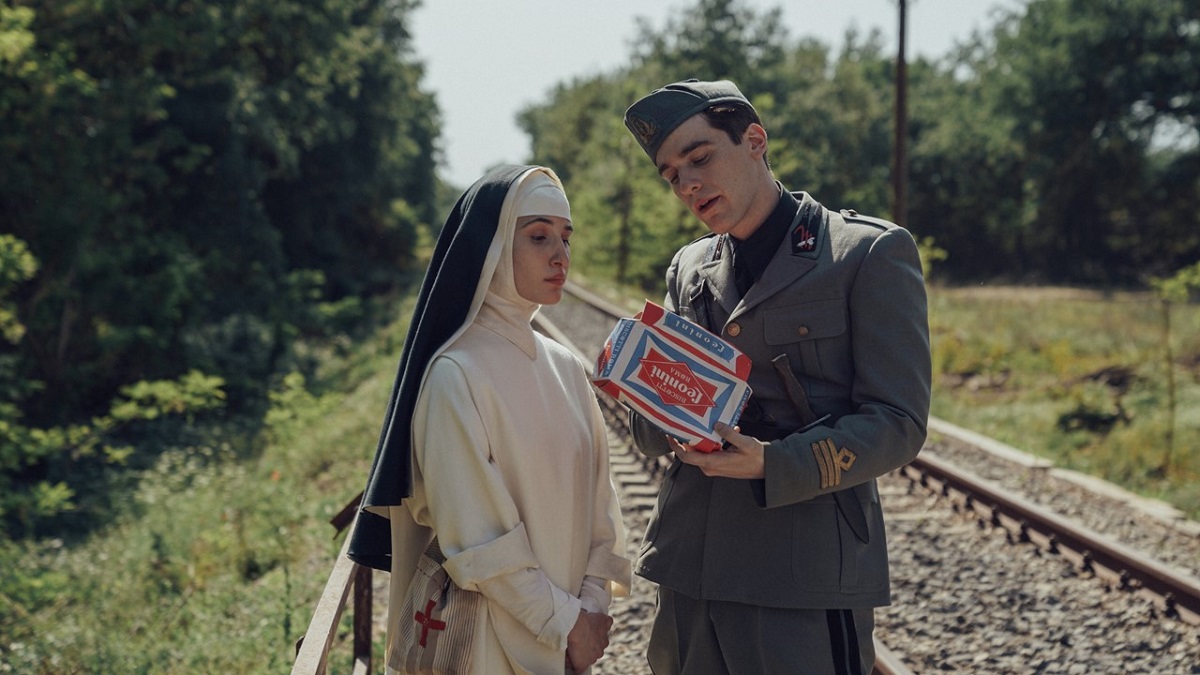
[414,598,446,647]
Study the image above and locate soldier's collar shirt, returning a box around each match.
[728,182,800,296]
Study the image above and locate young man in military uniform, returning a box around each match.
[623,79,931,674]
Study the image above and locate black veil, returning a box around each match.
[348,164,541,570]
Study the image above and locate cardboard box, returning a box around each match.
[593,301,752,452]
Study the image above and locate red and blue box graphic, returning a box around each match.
[592,301,752,452]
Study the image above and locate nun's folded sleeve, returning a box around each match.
[443,523,582,649]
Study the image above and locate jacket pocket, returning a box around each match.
[764,297,846,378]
[789,491,889,593]
[789,499,842,591]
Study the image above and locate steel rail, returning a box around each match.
[872,641,917,675]
[902,451,1200,625]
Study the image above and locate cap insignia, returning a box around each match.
[627,113,659,151]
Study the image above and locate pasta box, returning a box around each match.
[592,300,752,452]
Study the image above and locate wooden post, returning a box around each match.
[352,565,373,675]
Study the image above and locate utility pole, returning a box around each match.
[892,0,909,230]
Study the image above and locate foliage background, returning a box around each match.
[519,0,1199,291]
[0,0,1198,671]
[1,0,439,538]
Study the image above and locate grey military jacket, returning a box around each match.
[632,192,931,609]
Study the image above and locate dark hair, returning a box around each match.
[700,102,771,169]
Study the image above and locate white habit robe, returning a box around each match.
[391,297,631,674]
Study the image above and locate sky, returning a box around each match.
[411,0,1023,189]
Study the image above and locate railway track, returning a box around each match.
[537,280,1200,674]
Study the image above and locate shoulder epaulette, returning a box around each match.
[839,208,896,230]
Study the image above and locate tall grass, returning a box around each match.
[0,295,416,673]
[930,285,1200,517]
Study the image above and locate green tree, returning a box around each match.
[903,49,1029,280]
[1,0,439,426]
[518,0,1200,287]
[767,28,895,217]
[968,0,1200,282]
[0,0,440,538]
[628,0,790,99]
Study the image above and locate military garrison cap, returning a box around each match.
[624,79,755,163]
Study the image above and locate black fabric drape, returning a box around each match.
[348,165,532,571]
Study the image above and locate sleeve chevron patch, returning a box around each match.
[811,438,857,489]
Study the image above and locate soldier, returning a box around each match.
[623,79,931,674]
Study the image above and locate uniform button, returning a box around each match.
[797,325,810,337]
[726,323,742,337]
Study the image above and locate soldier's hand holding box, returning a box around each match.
[592,301,751,452]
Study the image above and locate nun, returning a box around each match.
[349,165,631,674]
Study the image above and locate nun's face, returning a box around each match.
[512,214,572,305]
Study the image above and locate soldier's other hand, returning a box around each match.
[674,423,765,479]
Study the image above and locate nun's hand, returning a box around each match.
[566,609,612,671]
[673,423,765,479]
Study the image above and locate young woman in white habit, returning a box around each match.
[349,165,631,674]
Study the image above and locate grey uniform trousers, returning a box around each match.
[647,586,876,675]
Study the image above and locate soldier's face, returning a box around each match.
[654,115,769,240]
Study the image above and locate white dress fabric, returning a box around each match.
[375,167,630,674]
